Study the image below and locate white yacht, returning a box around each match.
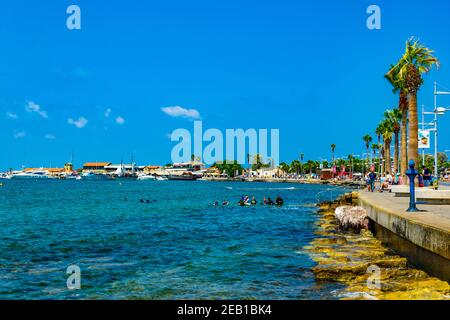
[81,171,113,180]
[0,173,12,179]
[10,170,55,179]
[137,174,156,181]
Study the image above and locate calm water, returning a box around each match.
[0,180,349,299]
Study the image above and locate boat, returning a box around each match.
[0,173,11,180]
[9,170,56,179]
[137,174,156,181]
[63,174,82,180]
[155,176,168,181]
[112,162,138,180]
[81,171,113,180]
[168,172,199,181]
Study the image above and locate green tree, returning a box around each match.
[385,109,402,174]
[330,144,336,163]
[389,38,439,166]
[386,63,409,179]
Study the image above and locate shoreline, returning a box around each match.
[309,193,450,299]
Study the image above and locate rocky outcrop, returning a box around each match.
[335,206,369,233]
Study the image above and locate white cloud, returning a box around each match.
[6,112,18,119]
[161,106,201,120]
[13,130,26,139]
[68,117,88,128]
[115,116,125,125]
[104,108,112,118]
[45,134,56,140]
[25,101,48,119]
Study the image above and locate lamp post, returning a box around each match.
[422,105,449,179]
[433,82,450,179]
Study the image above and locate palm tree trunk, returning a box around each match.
[394,131,399,174]
[408,93,419,167]
[384,141,391,174]
[400,107,408,182]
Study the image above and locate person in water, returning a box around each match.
[263,197,268,205]
[275,195,284,206]
[267,197,274,205]
[250,196,257,205]
[222,200,229,206]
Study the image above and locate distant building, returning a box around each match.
[82,162,112,173]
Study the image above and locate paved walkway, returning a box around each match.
[359,190,450,233]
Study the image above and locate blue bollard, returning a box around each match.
[406,160,418,212]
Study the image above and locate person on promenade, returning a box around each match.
[386,172,393,185]
[394,171,400,185]
[422,166,432,187]
[368,169,377,192]
[365,172,371,191]
[418,173,425,188]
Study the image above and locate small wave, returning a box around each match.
[234,187,296,191]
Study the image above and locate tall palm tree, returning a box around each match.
[386,64,409,180]
[375,126,383,174]
[330,144,336,163]
[371,144,379,171]
[384,109,402,174]
[389,38,439,166]
[379,119,394,174]
[363,135,373,163]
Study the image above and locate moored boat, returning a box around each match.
[168,172,199,181]
[81,171,113,180]
[137,174,156,181]
[9,170,56,179]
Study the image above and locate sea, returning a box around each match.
[0,179,350,299]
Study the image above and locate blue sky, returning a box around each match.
[1,0,450,169]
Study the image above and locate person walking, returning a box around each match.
[368,169,377,192]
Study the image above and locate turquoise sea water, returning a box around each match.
[0,180,349,299]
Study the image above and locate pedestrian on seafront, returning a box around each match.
[368,168,377,192]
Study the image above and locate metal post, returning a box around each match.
[406,160,419,212]
[434,81,438,179]
[422,105,425,166]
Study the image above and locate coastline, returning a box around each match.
[308,193,450,299]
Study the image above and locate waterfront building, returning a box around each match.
[82,162,112,173]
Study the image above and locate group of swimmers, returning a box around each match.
[238,195,284,207]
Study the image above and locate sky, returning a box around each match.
[1,0,450,170]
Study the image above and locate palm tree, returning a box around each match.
[384,109,402,174]
[371,144,379,172]
[375,126,383,174]
[389,38,439,166]
[379,119,394,174]
[363,134,373,163]
[290,160,301,176]
[330,144,336,163]
[386,64,409,179]
[279,162,290,176]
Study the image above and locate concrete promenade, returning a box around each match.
[358,190,450,261]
